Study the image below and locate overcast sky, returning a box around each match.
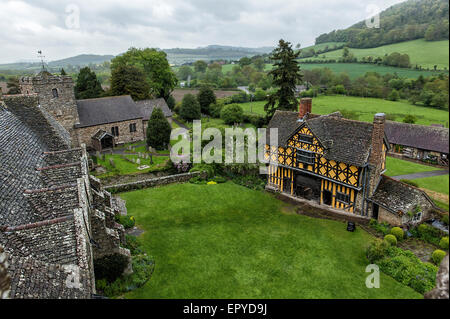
[0,0,405,63]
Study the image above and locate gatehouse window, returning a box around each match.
[111,126,119,137]
[52,88,58,98]
[299,134,313,144]
[129,123,137,133]
[297,150,315,165]
[336,191,350,204]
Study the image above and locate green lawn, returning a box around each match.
[120,182,421,299]
[299,63,444,80]
[384,157,439,177]
[414,174,449,195]
[239,95,449,127]
[299,39,449,70]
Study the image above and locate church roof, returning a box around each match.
[76,95,143,128]
[384,121,449,154]
[135,98,173,120]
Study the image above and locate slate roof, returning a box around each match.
[267,111,376,167]
[384,121,449,154]
[135,98,173,120]
[370,175,435,215]
[76,95,143,128]
[0,104,47,227]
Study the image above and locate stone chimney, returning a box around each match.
[369,113,386,167]
[298,98,312,120]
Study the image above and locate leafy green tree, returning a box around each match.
[194,60,208,73]
[253,57,265,71]
[74,67,104,99]
[111,47,177,100]
[110,65,150,101]
[6,77,20,94]
[146,108,171,150]
[180,94,201,121]
[239,57,252,67]
[177,65,194,81]
[60,68,67,75]
[166,95,176,110]
[388,89,400,101]
[220,104,244,125]
[197,86,216,114]
[264,39,302,119]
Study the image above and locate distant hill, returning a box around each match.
[48,54,114,67]
[299,39,449,69]
[315,0,449,48]
[163,45,273,65]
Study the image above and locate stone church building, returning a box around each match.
[19,74,172,151]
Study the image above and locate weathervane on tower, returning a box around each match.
[37,50,46,71]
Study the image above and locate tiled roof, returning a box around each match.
[370,175,435,215]
[384,121,449,154]
[267,111,374,167]
[135,98,173,120]
[76,95,143,128]
[0,105,48,227]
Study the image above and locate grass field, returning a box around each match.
[384,157,439,177]
[239,95,449,127]
[299,63,444,80]
[298,39,449,70]
[121,182,421,299]
[414,175,449,195]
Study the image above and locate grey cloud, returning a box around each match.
[0,0,405,62]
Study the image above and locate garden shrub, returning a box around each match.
[210,102,223,118]
[369,219,391,236]
[125,235,145,255]
[97,254,155,297]
[367,243,438,294]
[180,93,201,121]
[441,214,449,226]
[411,223,442,246]
[366,240,389,263]
[117,215,135,229]
[384,234,398,246]
[220,104,244,125]
[189,176,207,185]
[390,227,404,241]
[232,175,266,191]
[439,236,449,250]
[94,253,130,283]
[210,176,227,183]
[190,163,215,178]
[431,249,446,265]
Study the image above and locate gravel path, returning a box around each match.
[392,170,449,181]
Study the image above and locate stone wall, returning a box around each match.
[0,246,11,299]
[76,119,145,150]
[378,207,402,226]
[105,171,205,193]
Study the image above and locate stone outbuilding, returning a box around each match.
[369,175,438,226]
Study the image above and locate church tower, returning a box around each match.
[20,73,80,147]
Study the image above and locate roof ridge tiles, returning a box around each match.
[2,215,74,233]
[36,161,81,171]
[23,183,78,194]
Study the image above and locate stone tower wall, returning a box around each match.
[20,75,80,147]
